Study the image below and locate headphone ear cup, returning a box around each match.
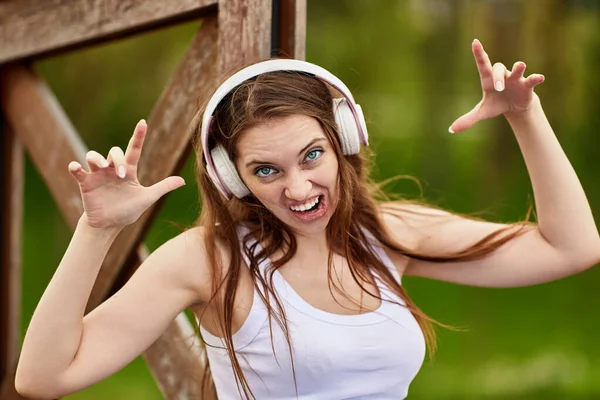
[332,98,361,155]
[210,145,251,198]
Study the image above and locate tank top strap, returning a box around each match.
[236,224,274,297]
[360,227,402,285]
[199,224,270,351]
[236,224,253,267]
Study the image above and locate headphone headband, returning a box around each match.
[201,59,369,199]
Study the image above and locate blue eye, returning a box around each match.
[305,149,323,161]
[255,166,276,177]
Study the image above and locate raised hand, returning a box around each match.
[68,120,185,229]
[449,39,545,134]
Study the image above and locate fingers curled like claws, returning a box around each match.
[492,62,507,91]
[68,161,88,183]
[509,61,527,80]
[107,146,127,179]
[525,73,545,89]
[86,150,109,171]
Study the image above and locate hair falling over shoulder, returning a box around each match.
[187,65,533,400]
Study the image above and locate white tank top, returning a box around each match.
[200,228,426,399]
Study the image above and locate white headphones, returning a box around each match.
[201,59,369,200]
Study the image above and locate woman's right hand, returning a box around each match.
[68,120,185,230]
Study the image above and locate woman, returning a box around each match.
[15,39,600,399]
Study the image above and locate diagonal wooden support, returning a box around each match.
[0,64,88,229]
[0,0,218,65]
[144,311,207,399]
[0,17,219,398]
[0,122,25,399]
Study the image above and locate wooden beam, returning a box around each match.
[274,0,306,60]
[0,0,218,65]
[218,0,272,73]
[0,122,25,399]
[88,16,219,310]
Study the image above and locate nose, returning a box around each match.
[284,170,312,201]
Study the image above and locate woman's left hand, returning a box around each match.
[449,39,545,133]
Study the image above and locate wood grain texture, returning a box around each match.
[88,16,219,311]
[292,0,306,60]
[0,124,25,400]
[218,0,272,73]
[0,0,217,64]
[144,312,208,399]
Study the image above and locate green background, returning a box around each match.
[17,1,600,399]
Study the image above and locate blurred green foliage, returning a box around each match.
[15,0,600,398]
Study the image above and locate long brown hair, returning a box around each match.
[188,65,532,399]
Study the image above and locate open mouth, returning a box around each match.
[290,195,321,212]
[289,195,327,221]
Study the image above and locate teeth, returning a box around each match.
[290,196,320,212]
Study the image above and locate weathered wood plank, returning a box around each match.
[0,0,217,65]
[88,16,219,311]
[275,0,306,59]
[0,122,25,399]
[218,0,272,72]
[144,312,206,399]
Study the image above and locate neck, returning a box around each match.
[294,229,329,255]
[277,228,336,275]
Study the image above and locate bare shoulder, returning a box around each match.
[375,201,461,275]
[147,225,230,305]
[377,201,455,247]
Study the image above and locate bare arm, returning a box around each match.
[384,203,598,288]
[16,219,119,395]
[15,120,200,398]
[16,221,209,399]
[384,41,600,287]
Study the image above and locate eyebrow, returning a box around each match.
[244,137,327,168]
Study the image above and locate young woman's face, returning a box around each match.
[236,114,339,237]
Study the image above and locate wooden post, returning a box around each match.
[0,121,25,399]
[218,0,273,73]
[272,0,306,59]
